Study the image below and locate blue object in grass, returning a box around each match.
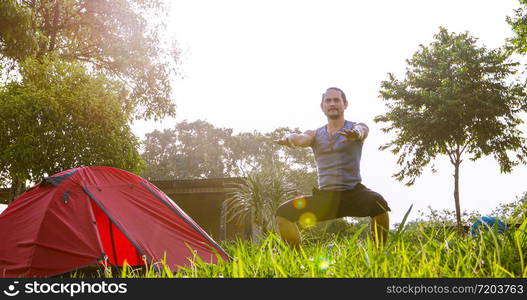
[470,216,507,237]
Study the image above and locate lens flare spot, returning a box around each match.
[293,197,307,210]
[299,212,317,228]
[318,258,330,271]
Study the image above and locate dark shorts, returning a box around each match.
[276,183,390,223]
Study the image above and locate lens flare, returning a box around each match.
[299,212,317,228]
[318,257,330,271]
[293,197,307,210]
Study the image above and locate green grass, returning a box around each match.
[74,217,527,278]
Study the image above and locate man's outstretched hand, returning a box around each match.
[338,128,362,143]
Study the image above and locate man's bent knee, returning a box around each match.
[370,196,390,218]
[276,196,309,223]
[276,216,301,247]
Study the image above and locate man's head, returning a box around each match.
[321,87,348,120]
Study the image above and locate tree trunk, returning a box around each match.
[8,177,25,204]
[453,161,462,233]
[48,0,61,52]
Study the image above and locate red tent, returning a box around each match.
[0,166,229,277]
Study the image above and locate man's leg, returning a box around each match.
[371,212,389,247]
[275,193,340,248]
[337,184,391,246]
[276,216,301,248]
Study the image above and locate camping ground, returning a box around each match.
[72,215,527,278]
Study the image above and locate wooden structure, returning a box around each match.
[0,177,251,241]
[149,177,250,241]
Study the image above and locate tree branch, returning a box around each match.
[48,0,60,52]
[445,142,456,165]
[459,142,469,156]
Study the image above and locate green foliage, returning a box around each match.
[507,0,527,54]
[0,0,36,63]
[490,191,527,225]
[414,206,481,227]
[72,218,527,278]
[141,120,235,180]
[399,206,481,237]
[224,168,297,235]
[0,0,177,120]
[0,57,145,188]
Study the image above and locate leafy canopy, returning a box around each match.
[507,0,527,55]
[375,27,527,185]
[0,0,178,120]
[0,57,145,185]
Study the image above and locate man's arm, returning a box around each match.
[274,130,316,148]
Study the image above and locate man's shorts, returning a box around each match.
[275,183,390,224]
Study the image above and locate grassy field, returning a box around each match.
[80,216,527,278]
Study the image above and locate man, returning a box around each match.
[274,87,390,247]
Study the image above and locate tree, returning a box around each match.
[224,130,267,176]
[139,128,179,180]
[0,0,178,120]
[375,27,527,231]
[141,120,235,180]
[0,57,145,202]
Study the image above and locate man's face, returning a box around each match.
[321,89,348,120]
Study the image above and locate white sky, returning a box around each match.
[133,0,527,228]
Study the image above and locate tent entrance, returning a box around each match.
[90,201,144,267]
